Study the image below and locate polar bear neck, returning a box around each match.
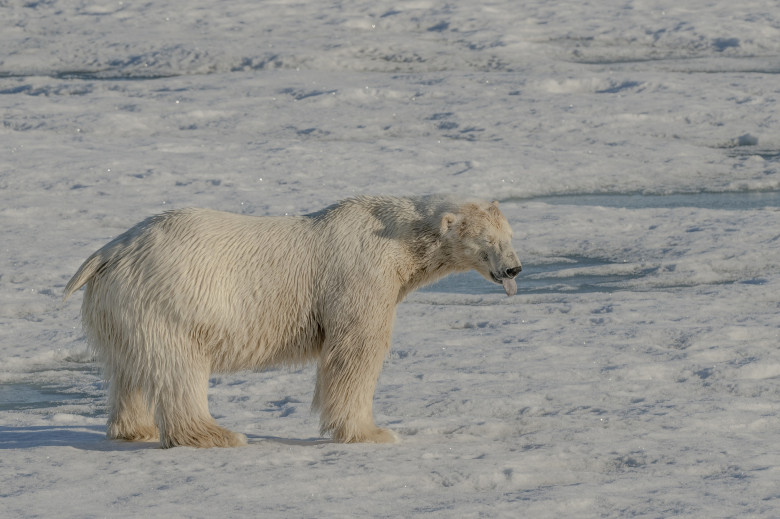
[320,195,467,301]
[400,230,457,299]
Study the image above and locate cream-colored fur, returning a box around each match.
[64,195,521,448]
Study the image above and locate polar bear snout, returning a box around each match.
[489,264,522,283]
[504,265,522,278]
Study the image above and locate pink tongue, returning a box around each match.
[502,277,517,296]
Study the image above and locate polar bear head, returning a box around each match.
[440,200,522,296]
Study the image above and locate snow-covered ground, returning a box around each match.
[2,1,780,517]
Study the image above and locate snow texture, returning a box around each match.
[2,1,779,517]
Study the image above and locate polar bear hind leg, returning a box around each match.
[106,373,158,442]
[152,358,247,448]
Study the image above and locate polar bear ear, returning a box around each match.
[491,200,499,207]
[440,213,457,235]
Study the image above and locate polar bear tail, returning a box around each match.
[63,251,107,301]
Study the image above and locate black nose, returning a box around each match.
[505,266,522,278]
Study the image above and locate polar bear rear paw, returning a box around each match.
[366,427,400,444]
[108,422,160,442]
[333,426,400,444]
[161,422,248,448]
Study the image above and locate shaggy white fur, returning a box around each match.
[64,195,521,447]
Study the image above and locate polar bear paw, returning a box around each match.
[365,427,400,444]
[332,426,400,444]
[108,422,160,442]
[161,422,248,449]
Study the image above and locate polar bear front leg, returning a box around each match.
[314,326,399,444]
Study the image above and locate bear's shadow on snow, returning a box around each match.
[0,425,148,451]
[246,434,332,446]
[0,426,333,450]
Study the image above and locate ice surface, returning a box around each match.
[2,1,780,517]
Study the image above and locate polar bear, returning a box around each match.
[64,195,521,448]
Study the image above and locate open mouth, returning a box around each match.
[490,271,518,297]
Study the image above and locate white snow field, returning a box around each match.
[2,0,780,517]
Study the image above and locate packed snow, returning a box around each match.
[2,1,779,517]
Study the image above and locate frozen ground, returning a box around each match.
[2,1,780,517]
